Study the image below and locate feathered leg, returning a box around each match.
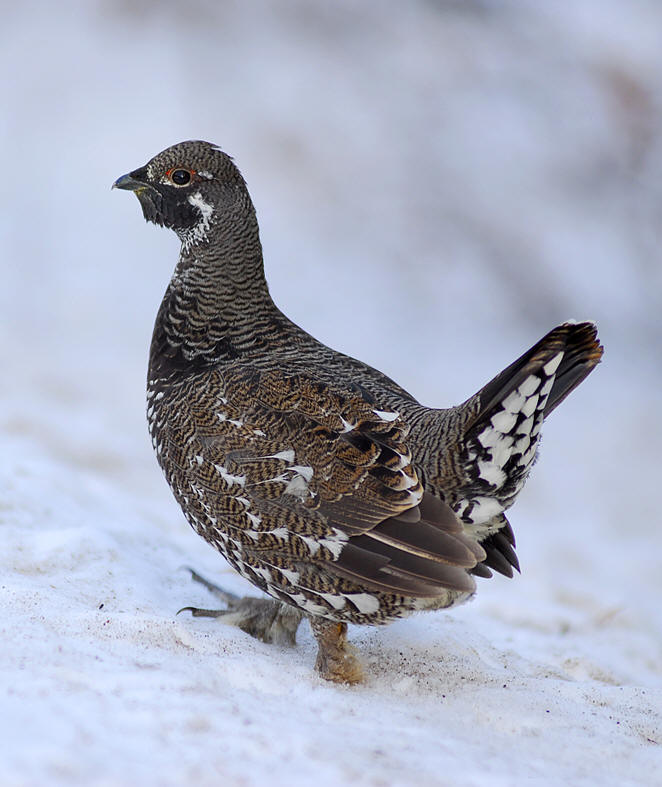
[179,569,303,647]
[310,617,364,684]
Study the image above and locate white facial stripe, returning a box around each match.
[182,192,214,250]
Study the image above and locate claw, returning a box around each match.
[177,606,229,618]
[179,569,304,647]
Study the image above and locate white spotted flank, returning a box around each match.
[372,409,400,422]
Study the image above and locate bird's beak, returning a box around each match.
[112,166,164,226]
[112,172,147,192]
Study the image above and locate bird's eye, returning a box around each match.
[169,168,192,186]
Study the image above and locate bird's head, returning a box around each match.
[113,140,247,245]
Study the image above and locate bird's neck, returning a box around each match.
[148,201,278,379]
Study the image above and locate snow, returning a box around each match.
[1,1,661,785]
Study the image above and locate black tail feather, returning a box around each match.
[470,321,603,429]
[458,322,602,580]
[544,322,603,416]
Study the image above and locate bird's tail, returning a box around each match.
[452,321,603,533]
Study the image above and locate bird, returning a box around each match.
[114,140,603,683]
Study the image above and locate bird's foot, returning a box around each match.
[310,617,364,685]
[178,568,303,647]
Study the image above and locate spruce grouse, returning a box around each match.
[114,140,603,683]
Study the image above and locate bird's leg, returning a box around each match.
[179,569,303,647]
[310,617,364,685]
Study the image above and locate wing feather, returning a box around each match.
[176,364,485,600]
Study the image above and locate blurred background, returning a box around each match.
[1,0,660,625]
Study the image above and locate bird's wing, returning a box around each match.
[169,364,485,598]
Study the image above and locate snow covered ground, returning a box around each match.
[1,1,661,784]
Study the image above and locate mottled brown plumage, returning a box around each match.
[114,141,603,682]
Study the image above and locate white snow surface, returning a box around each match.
[1,1,661,785]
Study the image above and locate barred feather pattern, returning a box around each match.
[147,367,472,624]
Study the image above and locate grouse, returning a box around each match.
[114,140,603,683]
